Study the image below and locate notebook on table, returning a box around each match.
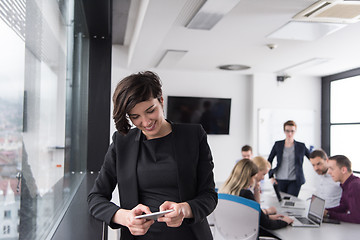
[273,183,305,209]
[291,194,326,227]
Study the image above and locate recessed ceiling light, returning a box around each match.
[217,64,251,71]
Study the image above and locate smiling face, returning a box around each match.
[128,97,170,139]
[310,156,328,175]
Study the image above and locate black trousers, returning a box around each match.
[276,179,301,197]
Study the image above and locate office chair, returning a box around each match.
[213,193,260,240]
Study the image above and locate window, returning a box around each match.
[4,210,11,219]
[3,225,10,235]
[0,0,89,238]
[322,69,360,173]
[330,76,360,172]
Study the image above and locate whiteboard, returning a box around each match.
[258,108,315,156]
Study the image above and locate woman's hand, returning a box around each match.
[269,214,294,224]
[269,214,283,220]
[112,204,154,236]
[253,181,263,203]
[280,215,294,225]
[266,206,277,215]
[270,177,278,185]
[157,201,193,227]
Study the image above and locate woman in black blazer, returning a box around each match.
[87,71,217,240]
[268,120,310,197]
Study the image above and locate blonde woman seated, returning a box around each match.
[252,156,277,215]
[219,159,293,230]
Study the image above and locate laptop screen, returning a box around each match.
[308,195,326,224]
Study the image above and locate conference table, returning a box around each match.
[260,187,360,240]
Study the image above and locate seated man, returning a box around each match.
[241,145,253,159]
[325,155,360,223]
[309,149,342,208]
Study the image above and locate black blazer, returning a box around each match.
[268,140,310,186]
[88,123,217,240]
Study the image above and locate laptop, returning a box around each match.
[273,183,305,209]
[291,194,326,227]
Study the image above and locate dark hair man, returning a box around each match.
[309,149,342,208]
[325,155,360,223]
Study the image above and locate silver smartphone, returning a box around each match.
[135,209,175,220]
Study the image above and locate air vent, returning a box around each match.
[293,0,360,23]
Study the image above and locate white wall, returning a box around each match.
[111,46,322,194]
[158,70,252,183]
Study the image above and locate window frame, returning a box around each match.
[322,67,360,173]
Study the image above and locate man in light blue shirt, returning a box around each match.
[309,149,342,208]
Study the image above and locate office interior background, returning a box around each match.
[0,0,359,239]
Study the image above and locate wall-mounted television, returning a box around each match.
[166,96,231,134]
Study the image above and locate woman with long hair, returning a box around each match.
[252,156,276,215]
[219,159,293,231]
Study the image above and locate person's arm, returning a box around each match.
[253,181,261,203]
[260,211,290,230]
[264,206,277,215]
[87,137,122,228]
[243,190,289,230]
[269,214,293,224]
[112,205,154,235]
[175,125,218,225]
[327,184,360,223]
[326,192,347,214]
[158,201,193,227]
[267,143,277,179]
[304,144,310,160]
[87,133,154,231]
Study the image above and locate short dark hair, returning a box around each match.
[112,71,162,135]
[329,155,352,173]
[309,149,328,160]
[283,120,297,131]
[241,145,252,152]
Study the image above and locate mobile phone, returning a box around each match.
[135,209,174,220]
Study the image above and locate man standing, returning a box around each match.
[309,149,342,208]
[325,155,360,223]
[241,145,253,159]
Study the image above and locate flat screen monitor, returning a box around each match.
[166,96,231,134]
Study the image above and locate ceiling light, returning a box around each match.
[267,21,346,41]
[156,50,188,68]
[217,64,251,71]
[277,58,331,74]
[186,0,242,30]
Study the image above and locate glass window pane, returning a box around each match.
[0,12,25,240]
[1,0,88,239]
[331,76,360,123]
[330,124,360,172]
